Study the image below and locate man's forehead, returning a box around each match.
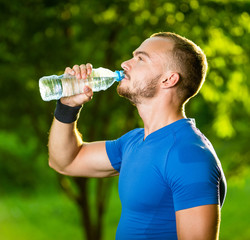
[136,37,174,56]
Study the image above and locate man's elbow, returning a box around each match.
[48,158,55,169]
[48,157,64,173]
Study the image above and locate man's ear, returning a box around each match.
[161,72,180,89]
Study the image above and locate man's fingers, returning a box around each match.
[73,65,81,79]
[60,63,94,107]
[80,64,87,79]
[64,67,74,75]
[64,64,93,79]
[83,86,93,98]
[86,63,93,75]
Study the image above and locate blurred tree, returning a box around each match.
[0,0,249,239]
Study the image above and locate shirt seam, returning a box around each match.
[163,123,192,188]
[164,131,176,189]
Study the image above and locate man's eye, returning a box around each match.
[138,56,143,61]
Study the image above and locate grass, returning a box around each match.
[0,191,83,240]
[0,176,249,240]
[220,176,250,240]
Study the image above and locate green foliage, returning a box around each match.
[0,0,250,238]
[220,175,250,240]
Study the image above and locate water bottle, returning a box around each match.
[39,67,124,101]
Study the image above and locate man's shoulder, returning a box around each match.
[174,121,210,147]
[171,125,218,165]
[120,127,144,140]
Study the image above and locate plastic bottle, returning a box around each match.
[39,67,124,101]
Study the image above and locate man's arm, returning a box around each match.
[176,204,220,240]
[48,63,119,178]
[48,119,119,178]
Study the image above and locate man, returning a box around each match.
[48,32,226,239]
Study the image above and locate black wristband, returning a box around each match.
[54,100,82,123]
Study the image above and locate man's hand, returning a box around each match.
[60,63,94,107]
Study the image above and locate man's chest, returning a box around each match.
[118,141,174,212]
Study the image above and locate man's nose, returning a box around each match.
[121,59,132,71]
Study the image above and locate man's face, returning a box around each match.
[117,37,173,105]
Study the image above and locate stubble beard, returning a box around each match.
[117,74,162,105]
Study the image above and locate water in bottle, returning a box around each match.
[39,67,124,101]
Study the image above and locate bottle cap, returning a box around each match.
[115,70,125,81]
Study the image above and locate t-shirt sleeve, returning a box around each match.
[166,144,221,211]
[105,139,122,172]
[105,128,143,173]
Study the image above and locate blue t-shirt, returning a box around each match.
[106,118,226,240]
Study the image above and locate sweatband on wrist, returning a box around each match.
[54,100,82,123]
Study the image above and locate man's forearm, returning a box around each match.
[47,64,93,173]
[48,118,83,171]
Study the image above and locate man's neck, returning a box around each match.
[136,97,186,139]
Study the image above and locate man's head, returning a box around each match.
[150,32,208,104]
[118,32,207,106]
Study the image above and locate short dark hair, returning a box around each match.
[151,32,208,104]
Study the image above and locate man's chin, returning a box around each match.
[117,86,139,105]
[117,84,128,98]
